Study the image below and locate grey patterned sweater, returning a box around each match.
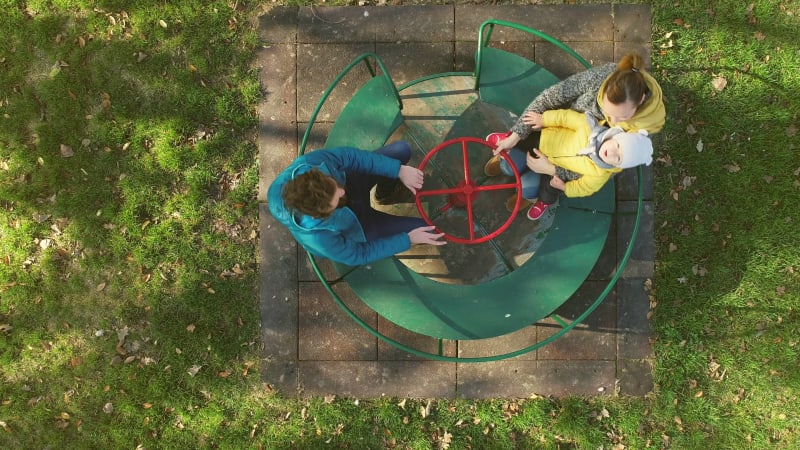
[510,63,616,139]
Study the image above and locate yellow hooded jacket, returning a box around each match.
[539,109,622,198]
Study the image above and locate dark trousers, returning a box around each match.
[346,141,427,241]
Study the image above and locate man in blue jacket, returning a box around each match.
[267,140,446,266]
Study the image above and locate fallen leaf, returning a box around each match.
[696,139,703,152]
[754,31,765,41]
[186,324,195,333]
[711,76,727,91]
[60,144,74,158]
[187,365,202,377]
[686,123,697,135]
[159,19,168,29]
[96,282,106,292]
[723,162,741,173]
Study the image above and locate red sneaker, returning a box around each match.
[526,200,550,221]
[485,131,512,147]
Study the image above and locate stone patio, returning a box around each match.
[257,4,655,398]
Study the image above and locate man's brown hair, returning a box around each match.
[282,169,336,218]
[604,53,648,106]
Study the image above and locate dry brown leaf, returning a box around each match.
[724,162,741,173]
[686,123,697,135]
[96,282,106,292]
[60,144,74,158]
[711,76,727,91]
[186,323,195,333]
[187,365,202,377]
[754,31,765,41]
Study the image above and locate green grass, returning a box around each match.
[1,0,799,448]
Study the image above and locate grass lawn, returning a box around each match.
[1,0,798,449]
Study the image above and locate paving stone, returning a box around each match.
[588,220,616,281]
[259,6,298,44]
[537,281,617,361]
[298,121,333,154]
[617,359,654,396]
[370,6,454,43]
[617,277,653,360]
[617,200,655,279]
[298,250,339,283]
[257,43,297,201]
[376,42,456,86]
[299,361,456,398]
[261,359,299,395]
[618,331,653,362]
[296,43,376,123]
[298,282,378,361]
[536,41,614,80]
[260,205,298,360]
[377,317,458,360]
[458,360,615,398]
[617,165,654,201]
[458,326,539,361]
[617,277,651,333]
[614,4,654,43]
[298,6,377,43]
[454,5,614,43]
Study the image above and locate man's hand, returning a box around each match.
[398,165,424,194]
[493,132,522,155]
[526,149,555,175]
[408,226,446,246]
[521,111,544,130]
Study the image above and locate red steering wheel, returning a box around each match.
[415,137,523,244]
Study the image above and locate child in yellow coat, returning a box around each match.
[484,109,653,220]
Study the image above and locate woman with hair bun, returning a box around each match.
[487,53,665,155]
[482,53,665,216]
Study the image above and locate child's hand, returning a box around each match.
[493,133,521,155]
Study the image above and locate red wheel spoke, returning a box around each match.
[465,193,476,240]
[474,183,519,192]
[417,186,468,197]
[461,139,471,183]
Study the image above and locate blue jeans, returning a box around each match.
[346,141,427,241]
[499,148,542,200]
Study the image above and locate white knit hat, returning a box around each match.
[612,130,653,169]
